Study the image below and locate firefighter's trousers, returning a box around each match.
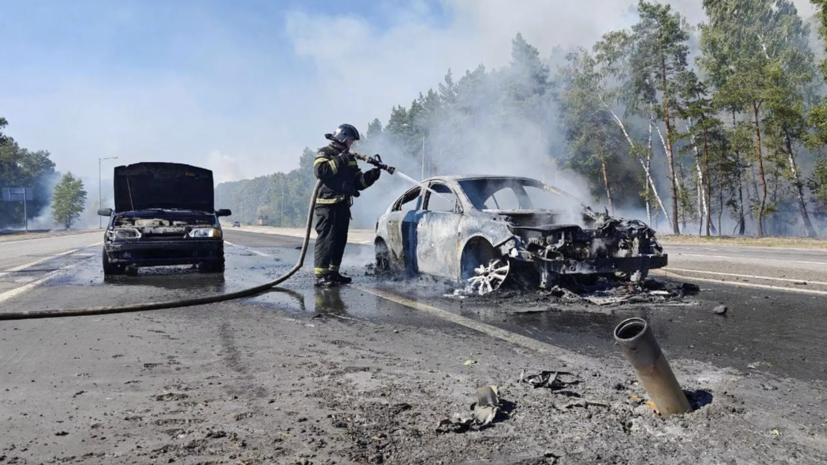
[313,202,350,276]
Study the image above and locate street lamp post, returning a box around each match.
[99,157,118,228]
[421,134,426,180]
[402,123,427,180]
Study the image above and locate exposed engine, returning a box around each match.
[110,214,219,240]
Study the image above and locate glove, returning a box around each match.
[350,151,368,162]
[364,168,381,184]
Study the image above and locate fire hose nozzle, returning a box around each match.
[366,154,396,175]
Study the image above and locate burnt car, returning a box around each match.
[97,162,231,276]
[374,175,667,294]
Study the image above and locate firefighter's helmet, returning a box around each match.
[326,124,360,144]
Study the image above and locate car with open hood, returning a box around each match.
[97,162,231,276]
[374,175,667,294]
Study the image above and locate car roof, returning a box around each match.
[424,175,538,182]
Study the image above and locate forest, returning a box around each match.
[216,0,827,237]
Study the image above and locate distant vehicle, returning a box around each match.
[98,162,232,276]
[232,221,241,228]
[374,175,667,295]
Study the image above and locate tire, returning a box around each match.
[102,248,123,276]
[199,250,225,273]
[375,239,391,273]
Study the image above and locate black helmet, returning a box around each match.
[325,124,360,144]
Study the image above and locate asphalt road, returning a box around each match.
[1,229,824,382]
[2,229,827,463]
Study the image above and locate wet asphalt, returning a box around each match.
[1,229,825,384]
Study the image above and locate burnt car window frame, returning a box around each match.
[423,182,463,214]
[392,186,423,212]
[459,178,546,211]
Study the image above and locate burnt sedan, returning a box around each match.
[374,176,667,294]
[98,162,231,276]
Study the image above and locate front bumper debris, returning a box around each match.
[104,239,223,267]
[537,254,668,288]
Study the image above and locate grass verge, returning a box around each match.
[658,234,827,249]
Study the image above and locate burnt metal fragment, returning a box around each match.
[614,317,692,418]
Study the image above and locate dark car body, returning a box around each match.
[374,175,667,294]
[98,162,231,275]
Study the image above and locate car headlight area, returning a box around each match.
[187,228,222,239]
[108,228,142,240]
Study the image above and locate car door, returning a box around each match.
[415,182,463,279]
[382,186,423,273]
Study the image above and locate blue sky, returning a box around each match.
[0,0,815,186]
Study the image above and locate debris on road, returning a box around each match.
[520,370,580,392]
[436,385,504,434]
[472,386,500,426]
[713,305,728,315]
[553,399,610,411]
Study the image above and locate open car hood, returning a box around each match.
[114,162,214,213]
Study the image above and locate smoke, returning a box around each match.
[286,0,819,235]
[206,151,244,185]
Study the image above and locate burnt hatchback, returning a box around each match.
[374,175,667,294]
[98,162,231,276]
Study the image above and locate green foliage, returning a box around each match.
[216,6,827,237]
[51,172,87,229]
[809,156,827,214]
[0,117,57,228]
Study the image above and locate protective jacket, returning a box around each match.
[313,143,379,206]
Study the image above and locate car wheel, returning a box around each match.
[199,254,225,273]
[375,239,391,273]
[102,249,123,276]
[460,238,509,295]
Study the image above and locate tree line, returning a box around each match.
[219,0,827,237]
[1,118,87,230]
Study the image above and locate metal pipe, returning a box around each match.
[614,317,692,418]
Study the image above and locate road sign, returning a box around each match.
[2,187,33,202]
[1,187,33,232]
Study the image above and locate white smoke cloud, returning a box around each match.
[206,150,244,185]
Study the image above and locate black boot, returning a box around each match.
[314,275,338,288]
[330,271,352,285]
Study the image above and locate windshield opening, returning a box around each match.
[458,178,571,211]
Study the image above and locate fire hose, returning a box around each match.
[0,153,396,321]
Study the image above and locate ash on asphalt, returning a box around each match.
[360,257,826,382]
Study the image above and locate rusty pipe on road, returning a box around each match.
[614,317,692,418]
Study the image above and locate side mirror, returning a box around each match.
[97,208,113,217]
[216,209,232,217]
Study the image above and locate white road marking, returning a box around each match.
[3,242,102,272]
[0,244,102,304]
[652,269,827,296]
[663,267,827,287]
[0,267,73,304]
[355,285,592,367]
[674,253,827,266]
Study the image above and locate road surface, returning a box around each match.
[1,230,825,464]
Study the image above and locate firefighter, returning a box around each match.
[313,124,382,287]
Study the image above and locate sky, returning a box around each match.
[0,0,818,186]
